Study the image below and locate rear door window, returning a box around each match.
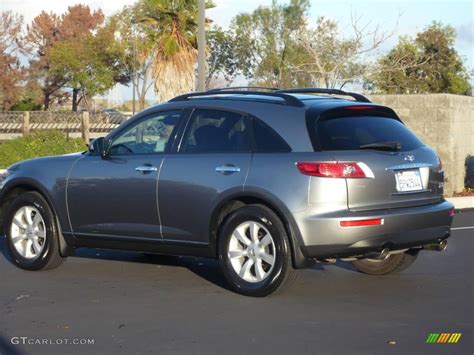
[314,116,423,151]
[252,117,291,152]
[180,109,251,153]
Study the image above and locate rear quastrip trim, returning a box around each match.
[385,163,432,171]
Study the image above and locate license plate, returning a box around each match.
[395,169,423,192]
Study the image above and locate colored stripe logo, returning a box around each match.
[426,333,462,344]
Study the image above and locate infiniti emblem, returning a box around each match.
[404,155,415,162]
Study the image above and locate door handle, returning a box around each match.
[136,165,158,173]
[216,165,240,175]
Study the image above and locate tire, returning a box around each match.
[4,192,65,271]
[351,250,419,275]
[218,205,299,297]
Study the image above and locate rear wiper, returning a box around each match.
[359,141,401,151]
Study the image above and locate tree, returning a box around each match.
[139,0,213,101]
[112,5,156,111]
[229,0,313,87]
[296,15,398,89]
[0,11,26,110]
[372,22,471,94]
[50,22,131,110]
[26,11,64,109]
[10,87,42,111]
[206,26,238,87]
[26,5,104,109]
[367,38,426,93]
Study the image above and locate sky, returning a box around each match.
[1,0,473,102]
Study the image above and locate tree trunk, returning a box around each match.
[44,91,50,110]
[72,88,79,112]
[139,87,146,111]
[81,111,90,143]
[318,77,326,88]
[139,77,146,111]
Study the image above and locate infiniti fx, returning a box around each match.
[0,88,454,296]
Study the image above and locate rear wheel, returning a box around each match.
[351,250,419,275]
[218,205,298,297]
[5,192,65,271]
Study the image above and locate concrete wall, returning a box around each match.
[370,94,474,196]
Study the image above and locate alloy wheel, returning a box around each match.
[228,221,276,283]
[10,206,46,260]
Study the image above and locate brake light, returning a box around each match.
[449,207,455,217]
[345,105,375,110]
[296,162,373,178]
[340,218,383,227]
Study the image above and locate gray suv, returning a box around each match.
[0,88,454,296]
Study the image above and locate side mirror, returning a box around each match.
[88,137,109,158]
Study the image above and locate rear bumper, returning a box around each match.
[297,200,454,259]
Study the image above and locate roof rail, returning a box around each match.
[207,86,280,92]
[168,90,305,107]
[276,88,371,103]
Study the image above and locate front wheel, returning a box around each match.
[218,205,299,297]
[4,192,65,271]
[351,250,419,275]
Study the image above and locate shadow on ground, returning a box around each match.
[0,235,359,291]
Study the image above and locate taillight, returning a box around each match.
[449,207,455,217]
[296,162,374,178]
[340,218,383,227]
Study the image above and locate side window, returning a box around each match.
[180,109,251,153]
[252,117,291,152]
[109,110,182,155]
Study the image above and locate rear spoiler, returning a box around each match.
[316,104,401,122]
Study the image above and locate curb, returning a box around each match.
[446,196,474,211]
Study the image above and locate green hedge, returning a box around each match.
[0,131,86,169]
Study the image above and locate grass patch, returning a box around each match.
[0,131,85,169]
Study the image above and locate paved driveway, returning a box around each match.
[0,212,472,355]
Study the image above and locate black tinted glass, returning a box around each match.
[316,116,423,151]
[181,109,251,153]
[252,118,291,152]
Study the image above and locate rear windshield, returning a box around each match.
[313,116,423,151]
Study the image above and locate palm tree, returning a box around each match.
[140,0,201,102]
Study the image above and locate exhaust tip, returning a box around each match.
[439,239,448,251]
[379,248,390,260]
[423,240,448,252]
[360,248,391,260]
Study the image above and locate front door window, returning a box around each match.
[109,110,182,155]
